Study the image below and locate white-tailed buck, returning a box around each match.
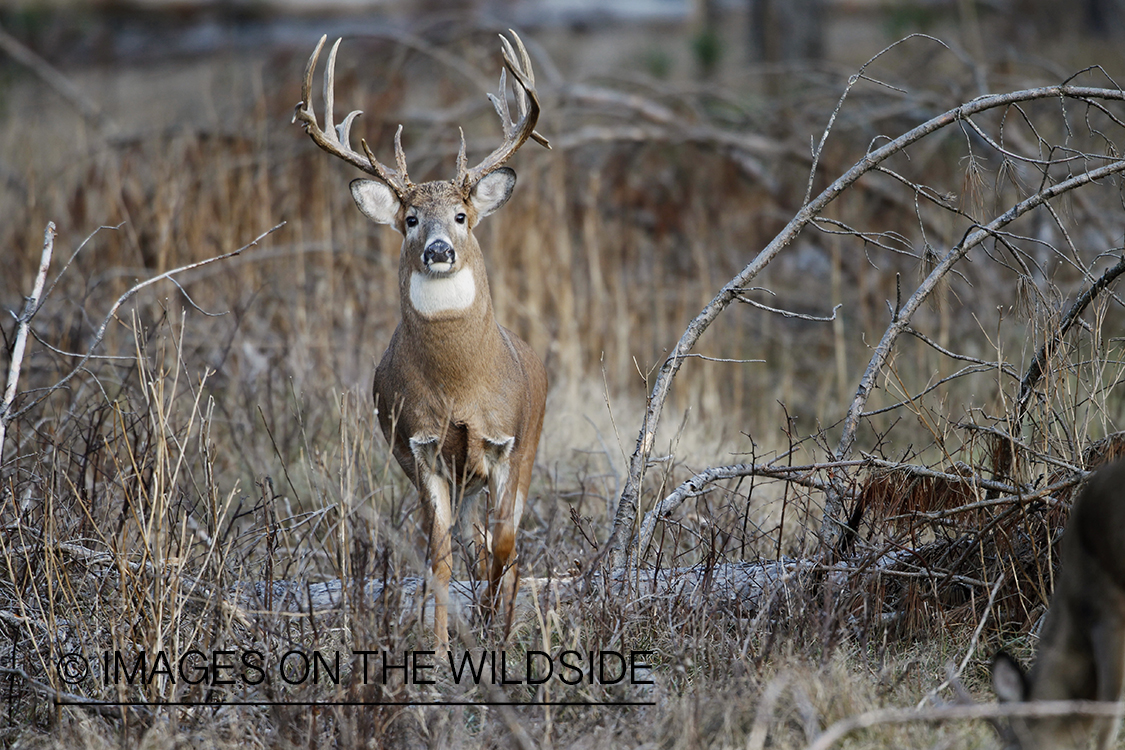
[991,459,1125,750]
[294,32,549,647]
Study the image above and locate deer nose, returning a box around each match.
[423,240,456,268]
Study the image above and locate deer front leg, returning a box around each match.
[489,513,520,637]
[411,436,453,650]
[483,436,520,632]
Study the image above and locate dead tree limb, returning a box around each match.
[605,83,1125,569]
[237,560,807,624]
[824,161,1125,547]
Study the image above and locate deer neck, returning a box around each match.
[399,261,506,380]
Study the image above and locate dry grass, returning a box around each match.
[4,7,1125,749]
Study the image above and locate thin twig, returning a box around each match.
[736,296,842,322]
[805,700,1125,750]
[636,462,835,559]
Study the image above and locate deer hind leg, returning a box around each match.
[410,436,453,650]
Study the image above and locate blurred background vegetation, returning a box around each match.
[6,0,1123,466]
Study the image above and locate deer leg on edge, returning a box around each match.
[1091,616,1125,750]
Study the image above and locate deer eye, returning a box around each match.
[405,215,419,228]
[455,213,467,225]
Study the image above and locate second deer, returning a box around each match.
[294,32,549,648]
[992,459,1125,749]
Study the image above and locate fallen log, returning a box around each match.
[233,559,809,626]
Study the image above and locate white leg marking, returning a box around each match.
[409,435,441,471]
[512,489,526,528]
[483,436,515,514]
[410,434,452,533]
[425,474,452,530]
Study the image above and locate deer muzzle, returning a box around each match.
[423,239,456,272]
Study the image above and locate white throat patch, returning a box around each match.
[409,269,476,317]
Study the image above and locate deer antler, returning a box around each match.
[457,30,551,195]
[293,35,413,198]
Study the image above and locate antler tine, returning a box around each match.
[486,68,512,134]
[499,33,533,135]
[456,127,468,180]
[328,41,377,170]
[324,38,341,137]
[337,109,362,146]
[459,30,551,193]
[499,32,534,90]
[293,35,411,197]
[506,31,550,149]
[295,34,326,128]
[393,125,410,184]
[500,31,544,142]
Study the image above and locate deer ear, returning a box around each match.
[469,168,516,220]
[351,179,401,227]
[991,651,1030,703]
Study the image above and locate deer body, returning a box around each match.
[295,33,549,647]
[368,179,547,647]
[992,459,1125,750]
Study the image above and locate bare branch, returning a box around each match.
[834,160,1125,471]
[0,24,111,132]
[673,353,766,364]
[805,700,1125,750]
[607,83,1125,569]
[736,296,843,322]
[906,327,1021,378]
[1015,253,1125,423]
[860,364,1008,418]
[5,223,284,430]
[803,34,952,206]
[636,461,840,560]
[1,222,55,464]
